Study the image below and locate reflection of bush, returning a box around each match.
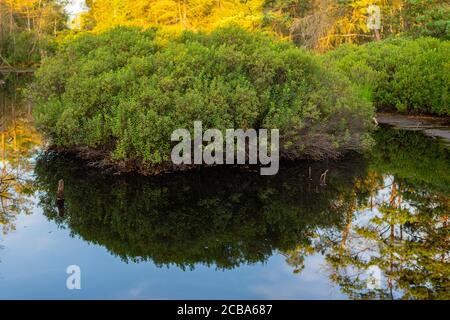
[34,154,366,269]
[370,126,450,195]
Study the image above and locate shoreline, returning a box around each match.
[376,113,450,144]
[43,145,362,178]
[40,115,450,177]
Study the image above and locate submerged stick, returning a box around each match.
[57,179,64,201]
[56,179,65,217]
[320,170,329,186]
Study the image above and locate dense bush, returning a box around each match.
[325,37,450,116]
[32,27,373,171]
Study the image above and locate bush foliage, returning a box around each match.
[326,37,450,116]
[32,27,373,169]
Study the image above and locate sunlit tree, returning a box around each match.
[81,0,264,32]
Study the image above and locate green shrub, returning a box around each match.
[32,27,373,170]
[325,37,450,116]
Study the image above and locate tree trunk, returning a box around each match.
[374,29,381,41]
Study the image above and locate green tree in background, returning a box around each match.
[0,0,67,67]
[402,0,449,40]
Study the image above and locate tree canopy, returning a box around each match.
[0,0,67,67]
[77,0,449,50]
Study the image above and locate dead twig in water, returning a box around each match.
[320,170,329,186]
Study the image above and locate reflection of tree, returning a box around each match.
[282,170,383,274]
[0,85,41,234]
[390,183,449,299]
[324,178,449,299]
[35,153,367,270]
[318,127,450,300]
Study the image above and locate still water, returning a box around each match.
[0,84,449,300]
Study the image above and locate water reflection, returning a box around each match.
[35,155,367,269]
[318,128,449,300]
[0,82,449,299]
[33,127,449,299]
[0,84,41,234]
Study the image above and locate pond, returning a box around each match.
[0,83,449,300]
